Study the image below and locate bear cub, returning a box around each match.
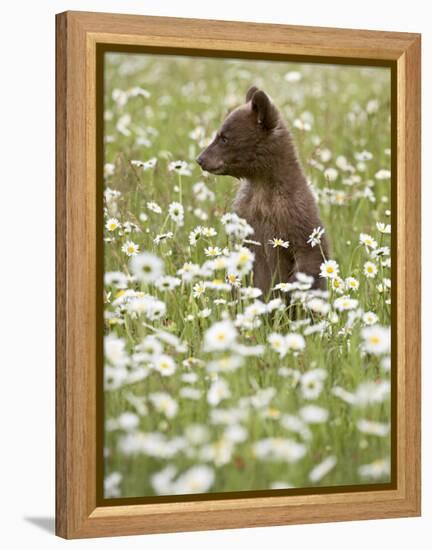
[197,86,329,296]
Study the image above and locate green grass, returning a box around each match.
[103,53,392,498]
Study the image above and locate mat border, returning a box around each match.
[55,10,421,539]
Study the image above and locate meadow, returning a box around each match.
[103,53,392,498]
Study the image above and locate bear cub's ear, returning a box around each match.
[246,87,279,130]
[245,86,259,103]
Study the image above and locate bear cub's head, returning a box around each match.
[197,86,283,179]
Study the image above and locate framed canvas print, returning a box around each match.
[55,11,421,539]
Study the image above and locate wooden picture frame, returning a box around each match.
[55,10,421,539]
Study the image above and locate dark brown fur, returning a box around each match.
[197,86,329,297]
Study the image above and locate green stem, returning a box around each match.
[178,173,183,205]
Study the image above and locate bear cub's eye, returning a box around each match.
[219,134,228,144]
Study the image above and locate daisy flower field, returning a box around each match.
[103,53,392,498]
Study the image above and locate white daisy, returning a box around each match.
[104,271,128,289]
[301,369,327,400]
[105,334,128,368]
[285,333,306,352]
[127,295,166,321]
[269,238,289,248]
[345,277,360,291]
[331,277,345,294]
[319,260,339,279]
[207,379,231,406]
[299,405,329,424]
[266,298,284,312]
[168,201,184,225]
[359,233,377,250]
[333,295,359,312]
[121,240,139,256]
[375,169,391,180]
[358,458,390,480]
[268,333,288,358]
[154,276,181,291]
[153,231,174,245]
[284,71,302,82]
[130,252,164,283]
[355,150,373,162]
[177,262,201,282]
[104,163,115,177]
[221,212,254,240]
[376,222,391,234]
[131,157,157,170]
[189,226,203,246]
[308,456,337,482]
[363,261,378,278]
[207,355,244,374]
[306,298,330,315]
[371,246,390,259]
[172,465,215,494]
[362,311,378,325]
[361,325,390,355]
[357,419,390,437]
[354,380,390,405]
[148,392,178,418]
[136,335,163,359]
[192,181,215,202]
[105,217,120,231]
[307,226,325,248]
[319,148,332,162]
[153,354,176,377]
[226,273,241,287]
[253,438,306,462]
[198,308,211,319]
[192,281,206,298]
[324,167,338,182]
[226,247,255,277]
[239,287,262,300]
[202,226,217,237]
[274,282,296,293]
[146,201,162,214]
[203,320,237,352]
[194,207,208,221]
[296,272,315,286]
[168,160,192,176]
[204,246,222,257]
[104,472,122,497]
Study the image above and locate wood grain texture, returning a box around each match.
[401,36,421,512]
[55,10,421,539]
[71,10,418,60]
[55,11,68,538]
